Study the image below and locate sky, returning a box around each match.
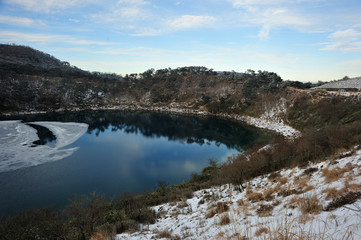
[0,0,361,82]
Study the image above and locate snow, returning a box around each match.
[0,121,88,173]
[116,149,361,240]
[314,77,361,90]
[240,116,301,139]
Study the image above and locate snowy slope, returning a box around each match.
[117,148,361,240]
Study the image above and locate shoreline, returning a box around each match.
[0,104,301,138]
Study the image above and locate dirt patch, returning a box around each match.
[324,191,361,211]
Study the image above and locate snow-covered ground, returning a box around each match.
[0,121,88,172]
[240,116,300,139]
[117,148,361,240]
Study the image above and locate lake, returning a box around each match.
[0,110,269,216]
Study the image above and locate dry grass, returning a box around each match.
[295,176,309,189]
[218,213,231,225]
[288,196,300,205]
[246,191,263,202]
[298,195,322,215]
[237,199,245,206]
[257,204,274,217]
[90,233,107,240]
[238,201,252,216]
[303,184,314,192]
[280,177,288,185]
[273,183,283,193]
[205,202,229,219]
[321,166,347,183]
[254,227,268,237]
[263,187,274,201]
[344,178,361,192]
[322,187,346,200]
[156,229,181,239]
[205,207,217,219]
[216,201,229,214]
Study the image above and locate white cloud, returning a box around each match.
[227,0,316,39]
[258,25,271,40]
[3,0,94,13]
[117,0,150,5]
[90,0,152,28]
[69,18,80,23]
[321,28,361,51]
[167,15,217,30]
[0,31,115,46]
[0,15,45,27]
[229,0,321,8]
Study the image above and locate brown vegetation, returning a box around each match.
[218,213,231,225]
[322,166,347,183]
[298,195,322,215]
[255,227,268,236]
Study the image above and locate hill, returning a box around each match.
[313,77,361,91]
[0,44,314,116]
[0,44,71,70]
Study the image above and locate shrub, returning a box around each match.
[322,166,347,183]
[324,192,361,211]
[255,227,268,236]
[298,195,321,214]
[246,191,263,202]
[219,213,231,225]
[216,202,229,214]
[256,204,274,217]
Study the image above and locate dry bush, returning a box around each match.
[205,207,217,219]
[237,199,245,206]
[298,195,322,214]
[273,183,282,193]
[238,202,251,216]
[295,176,315,193]
[324,192,361,211]
[177,201,188,209]
[156,229,173,239]
[254,227,268,237]
[256,204,274,217]
[288,196,299,205]
[322,187,344,200]
[344,178,361,192]
[303,167,318,176]
[322,166,347,183]
[295,176,308,189]
[268,172,282,182]
[216,201,229,214]
[90,233,107,240]
[280,177,288,185]
[263,187,274,201]
[246,191,263,202]
[303,185,314,193]
[218,213,231,225]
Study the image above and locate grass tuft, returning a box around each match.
[298,195,322,215]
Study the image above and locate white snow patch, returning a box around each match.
[116,149,361,240]
[241,116,301,138]
[0,121,88,173]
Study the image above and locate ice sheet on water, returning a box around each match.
[0,121,88,173]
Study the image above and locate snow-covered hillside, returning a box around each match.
[117,147,361,240]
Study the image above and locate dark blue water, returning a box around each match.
[0,110,269,216]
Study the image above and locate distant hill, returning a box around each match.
[313,77,361,91]
[0,44,315,114]
[0,44,71,70]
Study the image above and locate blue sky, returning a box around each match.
[1,0,360,82]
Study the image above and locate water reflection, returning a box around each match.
[12,110,265,150]
[0,110,270,216]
